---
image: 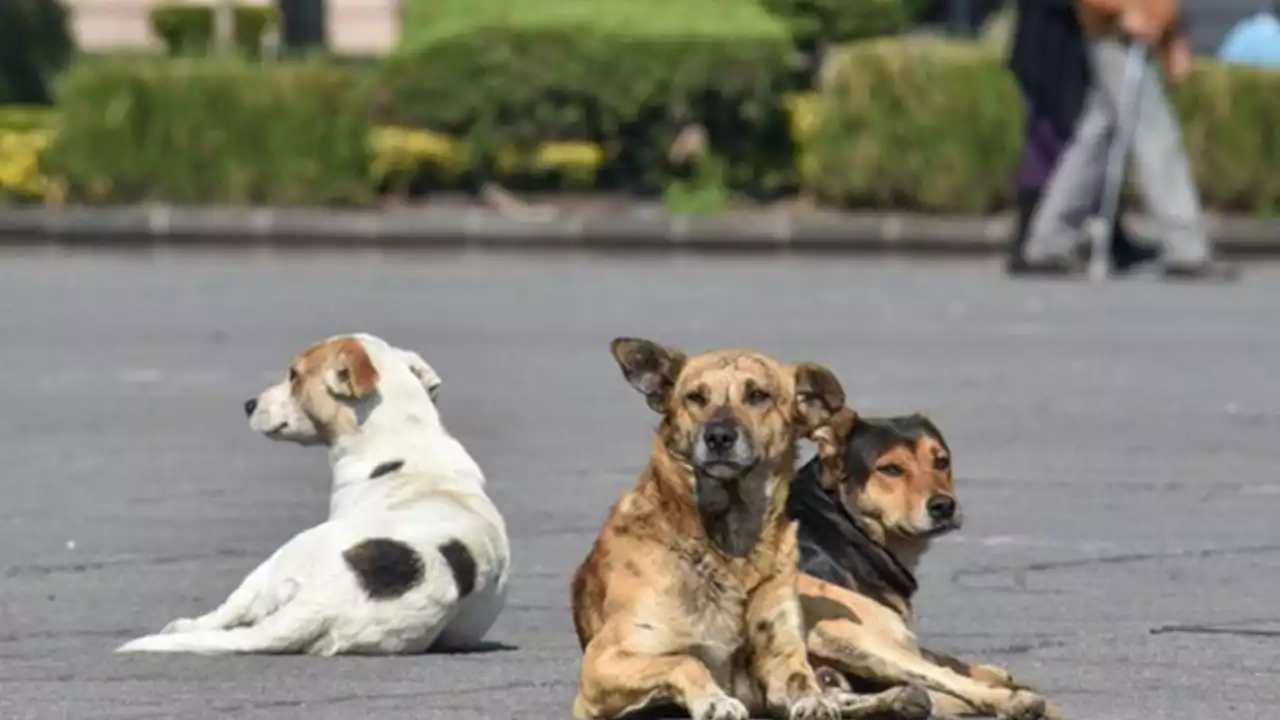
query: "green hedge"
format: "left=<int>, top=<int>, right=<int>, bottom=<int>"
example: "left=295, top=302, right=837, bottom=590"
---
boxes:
left=14, top=35, right=1280, bottom=214
left=0, top=0, right=74, bottom=106
left=799, top=38, right=1023, bottom=213
left=43, top=57, right=373, bottom=205
left=798, top=38, right=1280, bottom=215
left=761, top=0, right=912, bottom=50
left=382, top=0, right=799, bottom=198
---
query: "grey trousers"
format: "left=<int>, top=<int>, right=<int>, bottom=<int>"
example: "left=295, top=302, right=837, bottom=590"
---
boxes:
left=1024, top=37, right=1211, bottom=265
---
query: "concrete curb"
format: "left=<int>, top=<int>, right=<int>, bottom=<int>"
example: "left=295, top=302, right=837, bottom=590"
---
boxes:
left=1, top=204, right=1278, bottom=256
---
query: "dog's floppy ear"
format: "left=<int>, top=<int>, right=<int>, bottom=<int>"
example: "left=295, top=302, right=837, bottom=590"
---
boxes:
left=394, top=347, right=443, bottom=402
left=610, top=337, right=687, bottom=413
left=810, top=407, right=858, bottom=491
left=325, top=338, right=380, bottom=400
left=793, top=361, right=847, bottom=434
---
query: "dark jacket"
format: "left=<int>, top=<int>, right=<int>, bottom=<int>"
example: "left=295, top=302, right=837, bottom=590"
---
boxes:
left=1008, top=0, right=1092, bottom=136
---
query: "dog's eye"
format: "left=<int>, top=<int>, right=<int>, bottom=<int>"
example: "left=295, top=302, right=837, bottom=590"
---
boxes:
left=877, top=463, right=905, bottom=477
left=745, top=388, right=772, bottom=405
left=288, top=368, right=299, bottom=382
left=685, top=391, right=708, bottom=408
left=933, top=456, right=951, bottom=471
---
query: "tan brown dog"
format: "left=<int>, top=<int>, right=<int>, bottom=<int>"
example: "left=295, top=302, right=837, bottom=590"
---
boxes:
left=789, top=411, right=1061, bottom=720
left=571, top=338, right=859, bottom=720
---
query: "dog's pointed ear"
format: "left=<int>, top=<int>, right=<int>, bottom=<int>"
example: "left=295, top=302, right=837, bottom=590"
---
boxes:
left=793, top=362, right=847, bottom=434
left=394, top=347, right=443, bottom=402
left=610, top=337, right=687, bottom=413
left=810, top=407, right=857, bottom=490
left=325, top=339, right=380, bottom=400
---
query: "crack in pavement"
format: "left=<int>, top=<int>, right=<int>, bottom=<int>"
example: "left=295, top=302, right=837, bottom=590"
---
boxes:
left=1150, top=624, right=1280, bottom=638
left=974, top=638, right=1069, bottom=656
left=951, top=544, right=1280, bottom=586
left=0, top=628, right=137, bottom=644
left=3, top=547, right=254, bottom=578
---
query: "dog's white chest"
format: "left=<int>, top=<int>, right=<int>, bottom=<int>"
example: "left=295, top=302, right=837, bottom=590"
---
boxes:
left=675, top=552, right=751, bottom=675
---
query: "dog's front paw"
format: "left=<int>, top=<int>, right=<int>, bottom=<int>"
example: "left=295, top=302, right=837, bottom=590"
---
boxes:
left=998, top=692, right=1052, bottom=720
left=787, top=693, right=839, bottom=720
left=888, top=684, right=933, bottom=720
left=159, top=617, right=201, bottom=635
left=689, top=693, right=750, bottom=720
left=971, top=662, right=1018, bottom=687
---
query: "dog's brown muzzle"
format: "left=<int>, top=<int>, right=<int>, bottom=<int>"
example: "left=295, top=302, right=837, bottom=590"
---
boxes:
left=692, top=416, right=758, bottom=480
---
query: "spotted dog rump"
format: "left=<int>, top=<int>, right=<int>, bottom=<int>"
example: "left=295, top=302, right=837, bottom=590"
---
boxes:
left=116, top=333, right=509, bottom=656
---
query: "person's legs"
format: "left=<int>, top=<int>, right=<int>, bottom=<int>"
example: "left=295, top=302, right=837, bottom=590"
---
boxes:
left=1020, top=86, right=1114, bottom=265
left=1087, top=38, right=1238, bottom=279
left=1088, top=38, right=1200, bottom=263
left=1007, top=104, right=1066, bottom=272
left=1009, top=99, right=1159, bottom=274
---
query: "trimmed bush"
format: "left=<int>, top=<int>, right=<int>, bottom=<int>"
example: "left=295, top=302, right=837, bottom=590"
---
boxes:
left=0, top=106, right=58, bottom=202
left=382, top=0, right=799, bottom=197
left=1171, top=62, right=1280, bottom=216
left=799, top=38, right=1280, bottom=215
left=150, top=3, right=278, bottom=57
left=44, top=57, right=373, bottom=205
left=0, top=0, right=75, bottom=106
left=0, top=105, right=60, bottom=133
left=800, top=38, right=1022, bottom=213
left=761, top=0, right=912, bottom=50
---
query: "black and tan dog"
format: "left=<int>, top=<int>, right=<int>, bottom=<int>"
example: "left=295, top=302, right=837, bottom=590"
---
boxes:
left=790, top=411, right=1061, bottom=720
left=572, top=338, right=866, bottom=720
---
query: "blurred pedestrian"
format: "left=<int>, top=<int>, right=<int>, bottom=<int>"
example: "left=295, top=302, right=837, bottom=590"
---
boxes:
left=1006, top=0, right=1160, bottom=275
left=1017, top=0, right=1239, bottom=281
left=1218, top=2, right=1280, bottom=69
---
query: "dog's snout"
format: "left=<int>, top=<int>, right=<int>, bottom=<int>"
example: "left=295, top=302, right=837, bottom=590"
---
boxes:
left=926, top=494, right=957, bottom=522
left=702, top=421, right=739, bottom=455
left=244, top=398, right=258, bottom=417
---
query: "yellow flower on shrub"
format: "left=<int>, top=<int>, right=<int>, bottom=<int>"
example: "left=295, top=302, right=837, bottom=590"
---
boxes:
left=783, top=93, right=821, bottom=143
left=0, top=128, right=55, bottom=200
left=369, top=126, right=470, bottom=184
left=532, top=141, right=604, bottom=172
left=494, top=141, right=605, bottom=177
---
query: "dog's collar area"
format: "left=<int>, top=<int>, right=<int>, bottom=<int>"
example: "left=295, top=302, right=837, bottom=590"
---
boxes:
left=694, top=470, right=768, bottom=559
left=787, top=460, right=919, bottom=604
left=368, top=459, right=406, bottom=480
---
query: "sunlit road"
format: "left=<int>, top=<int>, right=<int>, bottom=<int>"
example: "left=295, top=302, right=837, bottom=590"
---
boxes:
left=2, top=247, right=1278, bottom=719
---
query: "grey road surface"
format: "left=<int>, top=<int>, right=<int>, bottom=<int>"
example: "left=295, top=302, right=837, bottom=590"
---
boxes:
left=1, top=248, right=1278, bottom=720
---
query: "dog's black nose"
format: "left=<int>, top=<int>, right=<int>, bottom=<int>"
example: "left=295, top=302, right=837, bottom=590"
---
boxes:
left=243, top=398, right=258, bottom=416
left=927, top=494, right=957, bottom=522
left=703, top=421, right=739, bottom=455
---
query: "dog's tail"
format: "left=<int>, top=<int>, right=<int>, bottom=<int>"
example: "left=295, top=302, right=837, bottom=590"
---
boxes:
left=115, top=603, right=330, bottom=655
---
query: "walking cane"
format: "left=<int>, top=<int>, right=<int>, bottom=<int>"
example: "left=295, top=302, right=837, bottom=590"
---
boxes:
left=1087, top=41, right=1149, bottom=283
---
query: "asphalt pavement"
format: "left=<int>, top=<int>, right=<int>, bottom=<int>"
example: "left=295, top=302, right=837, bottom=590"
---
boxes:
left=1, top=246, right=1278, bottom=720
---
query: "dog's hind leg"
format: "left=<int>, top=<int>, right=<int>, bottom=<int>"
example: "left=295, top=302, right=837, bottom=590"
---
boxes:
left=115, top=598, right=329, bottom=655
left=808, top=619, right=1056, bottom=719
left=921, top=648, right=1026, bottom=690
left=159, top=558, right=292, bottom=635
left=826, top=684, right=932, bottom=720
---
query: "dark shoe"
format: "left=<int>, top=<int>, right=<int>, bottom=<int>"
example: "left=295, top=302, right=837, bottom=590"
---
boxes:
left=1109, top=224, right=1163, bottom=274
left=1004, top=189, right=1040, bottom=274
left=1159, top=259, right=1241, bottom=282
left=1074, top=223, right=1164, bottom=274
